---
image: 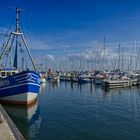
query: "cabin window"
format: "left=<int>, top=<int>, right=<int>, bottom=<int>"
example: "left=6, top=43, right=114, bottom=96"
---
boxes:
left=12, top=72, right=15, bottom=75
left=1, top=72, right=5, bottom=77
left=7, top=72, right=11, bottom=76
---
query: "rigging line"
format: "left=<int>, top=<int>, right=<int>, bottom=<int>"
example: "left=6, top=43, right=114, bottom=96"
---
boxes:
left=21, top=34, right=37, bottom=72
left=20, top=11, right=32, bottom=49
left=0, top=34, right=13, bottom=61
left=1, top=35, right=15, bottom=68
left=6, top=34, right=15, bottom=60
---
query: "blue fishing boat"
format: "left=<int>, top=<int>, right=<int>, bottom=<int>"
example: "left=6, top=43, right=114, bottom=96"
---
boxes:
left=0, top=8, right=40, bottom=105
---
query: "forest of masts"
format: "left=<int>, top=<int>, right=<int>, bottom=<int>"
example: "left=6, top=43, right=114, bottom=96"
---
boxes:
left=36, top=40, right=140, bottom=72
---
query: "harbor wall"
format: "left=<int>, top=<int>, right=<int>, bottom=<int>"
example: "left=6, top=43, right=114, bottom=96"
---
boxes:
left=0, top=104, right=25, bottom=140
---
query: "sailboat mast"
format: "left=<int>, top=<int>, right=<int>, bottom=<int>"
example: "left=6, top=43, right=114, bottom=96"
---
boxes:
left=103, top=35, right=106, bottom=71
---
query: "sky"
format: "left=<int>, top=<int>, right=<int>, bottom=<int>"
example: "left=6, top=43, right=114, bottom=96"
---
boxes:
left=1, top=0, right=140, bottom=58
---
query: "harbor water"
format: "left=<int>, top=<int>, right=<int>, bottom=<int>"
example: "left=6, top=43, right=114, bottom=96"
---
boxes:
left=3, top=81, right=140, bottom=140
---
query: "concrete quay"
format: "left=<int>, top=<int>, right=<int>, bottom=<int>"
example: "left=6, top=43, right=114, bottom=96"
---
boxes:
left=0, top=104, right=25, bottom=140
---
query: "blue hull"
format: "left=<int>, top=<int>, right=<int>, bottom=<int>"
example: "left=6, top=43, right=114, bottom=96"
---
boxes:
left=0, top=71, right=40, bottom=105
left=78, top=78, right=92, bottom=84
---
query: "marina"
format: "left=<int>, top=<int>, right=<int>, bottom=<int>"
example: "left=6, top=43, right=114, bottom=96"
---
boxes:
left=1, top=1, right=140, bottom=140
left=45, top=70, right=140, bottom=89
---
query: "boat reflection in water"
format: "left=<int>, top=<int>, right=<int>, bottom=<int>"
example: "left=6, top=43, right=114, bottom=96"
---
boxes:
left=40, top=82, right=47, bottom=94
left=47, top=80, right=60, bottom=92
left=3, top=100, right=41, bottom=140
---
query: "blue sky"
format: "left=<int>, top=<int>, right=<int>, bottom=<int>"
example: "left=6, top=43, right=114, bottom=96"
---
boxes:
left=1, top=0, right=140, bottom=57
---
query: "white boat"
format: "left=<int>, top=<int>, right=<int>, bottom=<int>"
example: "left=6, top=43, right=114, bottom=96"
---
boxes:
left=94, top=74, right=105, bottom=85
left=39, top=73, right=47, bottom=83
left=48, top=73, right=60, bottom=82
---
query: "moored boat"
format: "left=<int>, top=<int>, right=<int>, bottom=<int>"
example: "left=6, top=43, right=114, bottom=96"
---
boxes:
left=0, top=70, right=40, bottom=105
left=0, top=8, right=40, bottom=105
left=39, top=73, right=47, bottom=83
left=94, top=74, right=105, bottom=85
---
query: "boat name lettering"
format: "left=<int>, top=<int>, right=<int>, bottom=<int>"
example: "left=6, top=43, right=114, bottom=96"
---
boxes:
left=0, top=80, right=10, bottom=87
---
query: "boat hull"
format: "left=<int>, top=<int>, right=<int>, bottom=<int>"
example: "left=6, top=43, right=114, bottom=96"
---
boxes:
left=0, top=92, right=37, bottom=105
left=94, top=78, right=104, bottom=85
left=78, top=78, right=92, bottom=84
left=0, top=71, right=40, bottom=105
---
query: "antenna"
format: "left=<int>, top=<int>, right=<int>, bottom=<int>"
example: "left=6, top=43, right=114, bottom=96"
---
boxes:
left=9, top=7, right=26, bottom=33
left=9, top=6, right=26, bottom=12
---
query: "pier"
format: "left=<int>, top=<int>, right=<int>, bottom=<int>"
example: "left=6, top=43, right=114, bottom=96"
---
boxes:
left=0, top=104, right=25, bottom=140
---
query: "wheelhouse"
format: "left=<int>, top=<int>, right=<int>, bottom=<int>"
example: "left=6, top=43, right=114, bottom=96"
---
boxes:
left=0, top=69, right=19, bottom=78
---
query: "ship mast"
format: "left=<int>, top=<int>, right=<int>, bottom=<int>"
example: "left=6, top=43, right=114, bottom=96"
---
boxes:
left=0, top=7, right=37, bottom=72
left=16, top=7, right=20, bottom=33
left=13, top=7, right=19, bottom=69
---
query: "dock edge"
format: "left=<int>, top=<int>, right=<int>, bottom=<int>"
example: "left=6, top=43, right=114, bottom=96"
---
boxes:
left=0, top=104, right=25, bottom=140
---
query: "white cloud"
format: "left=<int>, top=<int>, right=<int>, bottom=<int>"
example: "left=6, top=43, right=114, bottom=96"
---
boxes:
left=45, top=54, right=55, bottom=60
left=29, top=37, right=49, bottom=50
